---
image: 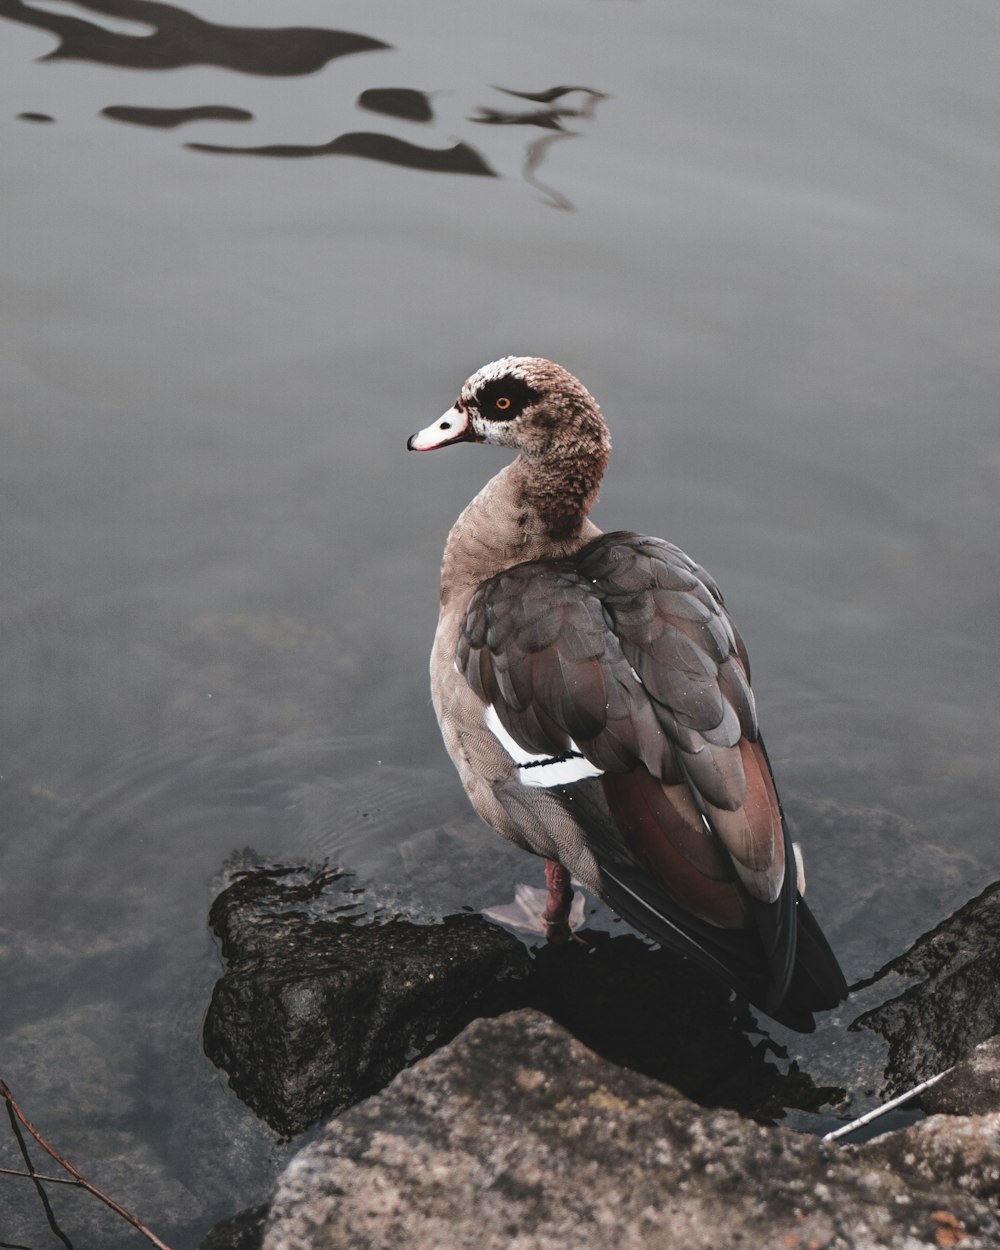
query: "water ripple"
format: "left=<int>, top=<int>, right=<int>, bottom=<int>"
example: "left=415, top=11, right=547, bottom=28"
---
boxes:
left=186, top=132, right=497, bottom=177
left=0, top=0, right=389, bottom=73
left=102, top=103, right=254, bottom=128
left=358, top=88, right=434, bottom=124
left=3, top=0, right=607, bottom=204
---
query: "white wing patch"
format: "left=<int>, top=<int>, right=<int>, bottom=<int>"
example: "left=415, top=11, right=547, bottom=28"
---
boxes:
left=484, top=705, right=604, bottom=788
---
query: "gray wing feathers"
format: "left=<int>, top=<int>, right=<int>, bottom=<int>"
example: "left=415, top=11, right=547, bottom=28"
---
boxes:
left=457, top=531, right=758, bottom=814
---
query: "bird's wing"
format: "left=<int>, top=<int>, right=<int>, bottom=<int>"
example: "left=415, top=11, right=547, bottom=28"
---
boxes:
left=458, top=531, right=785, bottom=892
left=456, top=530, right=813, bottom=1016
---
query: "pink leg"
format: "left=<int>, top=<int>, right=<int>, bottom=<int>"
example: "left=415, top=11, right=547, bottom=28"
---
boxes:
left=542, top=859, right=573, bottom=944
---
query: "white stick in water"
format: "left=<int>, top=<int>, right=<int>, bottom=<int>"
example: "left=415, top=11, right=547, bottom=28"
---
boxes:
left=822, top=1069, right=952, bottom=1143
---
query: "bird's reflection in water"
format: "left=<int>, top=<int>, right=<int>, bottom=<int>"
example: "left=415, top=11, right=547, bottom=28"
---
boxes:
left=4, top=0, right=607, bottom=204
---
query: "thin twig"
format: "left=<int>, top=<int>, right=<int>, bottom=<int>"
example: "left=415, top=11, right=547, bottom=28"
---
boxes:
left=5, top=1093, right=73, bottom=1249
left=822, top=1069, right=952, bottom=1143
left=0, top=1166, right=85, bottom=1186
left=0, top=1079, right=175, bottom=1250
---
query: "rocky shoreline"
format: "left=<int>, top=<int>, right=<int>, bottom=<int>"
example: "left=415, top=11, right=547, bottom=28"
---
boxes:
left=199, top=870, right=1000, bottom=1250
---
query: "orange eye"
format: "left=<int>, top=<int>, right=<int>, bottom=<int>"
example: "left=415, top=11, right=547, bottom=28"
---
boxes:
left=495, top=396, right=511, bottom=410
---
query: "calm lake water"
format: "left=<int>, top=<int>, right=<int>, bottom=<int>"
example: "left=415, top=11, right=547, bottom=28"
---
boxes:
left=2, top=1, right=999, bottom=1244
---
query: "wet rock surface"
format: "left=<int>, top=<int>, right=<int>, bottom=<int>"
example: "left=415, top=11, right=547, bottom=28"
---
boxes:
left=204, top=865, right=533, bottom=1136
left=204, top=865, right=841, bottom=1139
left=259, top=1011, right=1000, bottom=1250
left=851, top=881, right=1000, bottom=1096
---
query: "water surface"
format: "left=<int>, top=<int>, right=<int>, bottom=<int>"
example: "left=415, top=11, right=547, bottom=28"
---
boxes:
left=2, top=1, right=999, bottom=1244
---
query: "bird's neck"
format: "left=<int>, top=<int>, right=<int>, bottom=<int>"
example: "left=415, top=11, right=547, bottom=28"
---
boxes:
left=438, top=451, right=606, bottom=609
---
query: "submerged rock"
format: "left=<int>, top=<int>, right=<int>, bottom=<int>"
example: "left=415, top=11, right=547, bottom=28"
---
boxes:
left=199, top=1204, right=270, bottom=1250
left=851, top=881, right=1000, bottom=1095
left=260, top=1011, right=1000, bottom=1250
left=203, top=865, right=532, bottom=1136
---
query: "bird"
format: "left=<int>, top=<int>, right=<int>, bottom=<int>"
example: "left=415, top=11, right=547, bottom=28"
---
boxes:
left=407, top=356, right=847, bottom=1030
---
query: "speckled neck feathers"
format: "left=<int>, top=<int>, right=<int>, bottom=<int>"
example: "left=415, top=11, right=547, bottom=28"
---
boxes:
left=437, top=358, right=611, bottom=604
left=514, top=435, right=609, bottom=542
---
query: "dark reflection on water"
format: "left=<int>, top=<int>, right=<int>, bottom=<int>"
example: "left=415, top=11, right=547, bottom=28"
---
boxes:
left=520, top=135, right=579, bottom=210
left=102, top=104, right=253, bottom=129
left=472, top=85, right=607, bottom=131
left=358, top=88, right=434, bottom=124
left=187, top=132, right=497, bottom=176
left=471, top=86, right=608, bottom=210
left=523, top=931, right=847, bottom=1126
left=181, top=81, right=609, bottom=191
left=2, top=0, right=606, bottom=203
left=0, top=0, right=389, bottom=73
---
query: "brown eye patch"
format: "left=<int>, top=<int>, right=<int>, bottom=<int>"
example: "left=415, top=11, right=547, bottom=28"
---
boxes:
left=474, top=377, right=541, bottom=421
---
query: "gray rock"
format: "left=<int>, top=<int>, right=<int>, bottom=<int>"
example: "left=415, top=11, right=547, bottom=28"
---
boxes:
left=851, top=882, right=1000, bottom=1096
left=856, top=1111, right=1000, bottom=1206
left=922, top=1036, right=1000, bottom=1118
left=261, top=1010, right=1000, bottom=1250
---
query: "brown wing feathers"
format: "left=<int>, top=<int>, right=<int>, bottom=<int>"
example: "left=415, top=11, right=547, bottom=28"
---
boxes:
left=600, top=770, right=750, bottom=929
left=457, top=530, right=845, bottom=1023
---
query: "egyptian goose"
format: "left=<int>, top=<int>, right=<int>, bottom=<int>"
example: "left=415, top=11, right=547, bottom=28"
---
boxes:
left=408, top=357, right=847, bottom=1030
